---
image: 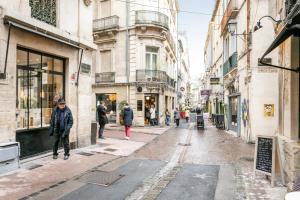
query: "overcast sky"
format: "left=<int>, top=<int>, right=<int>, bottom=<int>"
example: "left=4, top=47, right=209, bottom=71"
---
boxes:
left=178, top=0, right=215, bottom=79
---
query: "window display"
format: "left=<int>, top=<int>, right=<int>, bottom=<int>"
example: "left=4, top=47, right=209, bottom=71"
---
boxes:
left=16, top=48, right=65, bottom=130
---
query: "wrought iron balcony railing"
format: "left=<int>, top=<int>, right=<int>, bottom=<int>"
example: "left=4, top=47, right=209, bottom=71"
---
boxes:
left=285, top=0, right=298, bottom=16
left=136, top=70, right=175, bottom=88
left=95, top=72, right=115, bottom=83
left=93, top=16, right=120, bottom=32
left=223, top=52, right=238, bottom=76
left=135, top=10, right=169, bottom=30
left=29, top=0, right=56, bottom=26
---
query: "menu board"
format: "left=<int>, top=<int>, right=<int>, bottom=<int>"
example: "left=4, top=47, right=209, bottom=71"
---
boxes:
left=255, top=136, right=274, bottom=174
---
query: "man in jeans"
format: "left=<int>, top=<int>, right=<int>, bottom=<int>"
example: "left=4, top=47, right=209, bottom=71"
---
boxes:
left=49, top=98, right=73, bottom=160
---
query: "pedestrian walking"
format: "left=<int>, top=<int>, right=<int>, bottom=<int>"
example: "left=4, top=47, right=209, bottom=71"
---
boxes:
left=97, top=101, right=108, bottom=139
left=49, top=98, right=73, bottom=160
left=185, top=109, right=190, bottom=123
left=174, top=108, right=180, bottom=127
left=150, top=104, right=156, bottom=126
left=123, top=103, right=134, bottom=140
left=145, top=105, right=151, bottom=125
left=165, top=109, right=171, bottom=126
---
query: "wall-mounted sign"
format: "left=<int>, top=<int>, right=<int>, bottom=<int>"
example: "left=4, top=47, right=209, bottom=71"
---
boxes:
left=80, top=63, right=91, bottom=75
left=201, top=90, right=210, bottom=96
left=210, top=77, right=220, bottom=85
left=180, top=87, right=185, bottom=92
left=264, top=104, right=274, bottom=117
left=258, top=58, right=272, bottom=66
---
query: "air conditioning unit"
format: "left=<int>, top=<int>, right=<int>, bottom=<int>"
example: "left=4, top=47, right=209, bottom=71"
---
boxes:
left=0, top=142, right=20, bottom=174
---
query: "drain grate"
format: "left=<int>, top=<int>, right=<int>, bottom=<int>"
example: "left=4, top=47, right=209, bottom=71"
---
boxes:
left=178, top=143, right=191, bottom=146
left=240, top=157, right=254, bottom=162
left=76, top=152, right=94, bottom=156
left=77, top=170, right=124, bottom=186
left=27, top=164, right=43, bottom=170
left=104, top=148, right=117, bottom=152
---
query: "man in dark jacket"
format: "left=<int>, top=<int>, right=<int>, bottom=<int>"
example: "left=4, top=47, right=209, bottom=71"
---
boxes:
left=123, top=103, right=133, bottom=140
left=49, top=98, right=73, bottom=160
left=97, top=101, right=108, bottom=139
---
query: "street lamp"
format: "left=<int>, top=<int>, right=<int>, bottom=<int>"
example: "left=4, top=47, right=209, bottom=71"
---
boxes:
left=253, top=15, right=282, bottom=32
left=227, top=20, right=249, bottom=36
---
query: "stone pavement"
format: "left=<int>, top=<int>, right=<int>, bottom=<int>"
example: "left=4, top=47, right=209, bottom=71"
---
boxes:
left=0, top=126, right=170, bottom=200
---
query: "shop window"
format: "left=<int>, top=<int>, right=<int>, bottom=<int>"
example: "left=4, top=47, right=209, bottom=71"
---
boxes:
left=96, top=93, right=117, bottom=124
left=230, top=96, right=238, bottom=125
left=137, top=100, right=143, bottom=111
left=16, top=48, right=65, bottom=130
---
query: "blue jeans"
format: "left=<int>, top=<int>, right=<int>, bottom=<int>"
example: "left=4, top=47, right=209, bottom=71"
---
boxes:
left=165, top=116, right=170, bottom=126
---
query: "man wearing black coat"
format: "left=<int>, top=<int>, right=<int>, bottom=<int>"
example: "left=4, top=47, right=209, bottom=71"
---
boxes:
left=49, top=98, right=73, bottom=160
left=97, top=101, right=108, bottom=139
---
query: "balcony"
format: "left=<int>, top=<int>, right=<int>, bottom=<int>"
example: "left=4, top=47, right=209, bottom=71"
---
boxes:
left=221, top=0, right=238, bottom=34
left=135, top=11, right=169, bottom=30
left=223, top=52, right=238, bottom=76
left=93, top=16, right=119, bottom=32
left=136, top=70, right=175, bottom=88
left=95, top=72, right=115, bottom=83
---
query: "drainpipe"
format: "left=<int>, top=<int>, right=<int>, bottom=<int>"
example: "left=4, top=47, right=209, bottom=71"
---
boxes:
left=246, top=0, right=251, bottom=143
left=76, top=0, right=81, bottom=148
left=126, top=0, right=130, bottom=103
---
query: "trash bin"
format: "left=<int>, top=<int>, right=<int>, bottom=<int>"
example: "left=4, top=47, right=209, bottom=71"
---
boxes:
left=91, top=122, right=97, bottom=145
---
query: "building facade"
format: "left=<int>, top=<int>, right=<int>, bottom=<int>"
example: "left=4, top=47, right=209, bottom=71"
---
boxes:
left=92, top=0, right=179, bottom=126
left=0, top=0, right=96, bottom=158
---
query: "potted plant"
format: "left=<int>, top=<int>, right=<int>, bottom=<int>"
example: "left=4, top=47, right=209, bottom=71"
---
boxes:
left=118, top=100, right=127, bottom=125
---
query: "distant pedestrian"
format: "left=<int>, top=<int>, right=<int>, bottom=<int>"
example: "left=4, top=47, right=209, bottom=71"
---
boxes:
left=185, top=109, right=190, bottom=123
left=145, top=106, right=151, bottom=125
left=165, top=109, right=171, bottom=126
left=49, top=98, right=73, bottom=160
left=150, top=104, right=156, bottom=126
left=97, top=101, right=108, bottom=139
left=174, top=108, right=180, bottom=127
left=123, top=103, right=134, bottom=140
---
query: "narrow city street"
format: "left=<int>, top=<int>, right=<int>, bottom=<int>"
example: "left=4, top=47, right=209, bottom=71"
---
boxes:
left=0, top=119, right=285, bottom=200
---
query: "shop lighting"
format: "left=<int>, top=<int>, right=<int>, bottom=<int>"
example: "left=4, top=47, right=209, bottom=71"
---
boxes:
left=253, top=15, right=282, bottom=32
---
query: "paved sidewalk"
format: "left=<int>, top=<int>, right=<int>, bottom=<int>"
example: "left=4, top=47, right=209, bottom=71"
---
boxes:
left=0, top=127, right=169, bottom=200
left=105, top=124, right=172, bottom=135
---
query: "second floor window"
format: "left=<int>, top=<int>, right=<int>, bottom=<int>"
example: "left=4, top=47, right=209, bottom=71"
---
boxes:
left=146, top=47, right=159, bottom=70
left=100, top=50, right=112, bottom=72
left=29, top=0, right=56, bottom=26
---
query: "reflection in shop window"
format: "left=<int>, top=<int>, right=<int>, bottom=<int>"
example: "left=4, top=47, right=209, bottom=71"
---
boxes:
left=16, top=48, right=65, bottom=130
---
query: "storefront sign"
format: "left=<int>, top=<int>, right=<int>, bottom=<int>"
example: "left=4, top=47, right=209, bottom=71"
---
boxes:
left=264, top=104, right=274, bottom=117
left=80, top=63, right=91, bottom=75
left=210, top=77, right=220, bottom=85
left=201, top=90, right=210, bottom=96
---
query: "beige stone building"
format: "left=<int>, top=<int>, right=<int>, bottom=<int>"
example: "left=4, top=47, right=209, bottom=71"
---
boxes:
left=92, top=0, right=179, bottom=126
left=0, top=0, right=96, bottom=158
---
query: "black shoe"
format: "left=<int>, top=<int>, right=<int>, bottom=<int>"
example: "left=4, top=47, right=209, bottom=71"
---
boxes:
left=53, top=155, right=58, bottom=160
left=99, top=136, right=105, bottom=139
left=64, top=155, right=69, bottom=160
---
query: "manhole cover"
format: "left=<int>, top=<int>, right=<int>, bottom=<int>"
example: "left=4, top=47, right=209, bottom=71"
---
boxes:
left=104, top=148, right=117, bottom=152
left=77, top=170, right=124, bottom=186
left=76, top=152, right=94, bottom=156
left=240, top=157, right=254, bottom=162
left=178, top=143, right=191, bottom=146
left=27, top=164, right=43, bottom=170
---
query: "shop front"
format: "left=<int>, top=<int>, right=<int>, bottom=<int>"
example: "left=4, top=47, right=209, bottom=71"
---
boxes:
left=16, top=47, right=65, bottom=158
left=228, top=94, right=241, bottom=136
left=144, top=94, right=159, bottom=125
left=96, top=93, right=117, bottom=124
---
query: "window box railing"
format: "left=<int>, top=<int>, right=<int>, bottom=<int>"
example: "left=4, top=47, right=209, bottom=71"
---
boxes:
left=223, top=52, right=238, bottom=76
left=93, top=16, right=120, bottom=32
left=29, top=0, right=57, bottom=26
left=135, top=10, right=169, bottom=30
left=95, top=72, right=115, bottom=83
left=136, top=69, right=175, bottom=88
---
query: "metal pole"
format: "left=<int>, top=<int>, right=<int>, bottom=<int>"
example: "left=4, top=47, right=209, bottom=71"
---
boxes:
left=126, top=0, right=130, bottom=103
left=0, top=22, right=11, bottom=79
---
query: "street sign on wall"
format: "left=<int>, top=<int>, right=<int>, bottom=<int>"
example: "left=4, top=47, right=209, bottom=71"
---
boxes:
left=210, top=77, right=220, bottom=85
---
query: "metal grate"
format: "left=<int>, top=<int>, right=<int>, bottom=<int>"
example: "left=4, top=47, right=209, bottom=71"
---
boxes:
left=77, top=170, right=124, bottom=186
left=27, top=164, right=43, bottom=170
left=178, top=143, right=191, bottom=146
left=240, top=157, right=254, bottom=162
left=104, top=148, right=117, bottom=152
left=293, top=176, right=300, bottom=191
left=76, top=152, right=94, bottom=156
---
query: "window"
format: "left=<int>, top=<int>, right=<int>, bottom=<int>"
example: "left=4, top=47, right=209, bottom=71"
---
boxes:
left=146, top=47, right=159, bottom=70
left=16, top=48, right=65, bottom=130
left=137, top=100, right=143, bottom=111
left=96, top=94, right=116, bottom=123
left=29, top=0, right=57, bottom=26
left=101, top=0, right=111, bottom=18
left=100, top=50, right=112, bottom=72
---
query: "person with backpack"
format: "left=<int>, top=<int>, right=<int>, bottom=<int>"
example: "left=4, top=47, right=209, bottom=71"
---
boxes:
left=123, top=103, right=134, bottom=140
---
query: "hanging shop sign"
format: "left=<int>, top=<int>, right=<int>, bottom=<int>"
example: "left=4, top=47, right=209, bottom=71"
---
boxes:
left=201, top=90, right=210, bottom=96
left=210, top=77, right=220, bottom=85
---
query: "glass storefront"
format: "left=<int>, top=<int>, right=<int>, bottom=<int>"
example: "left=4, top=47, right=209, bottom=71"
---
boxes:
left=16, top=48, right=65, bottom=130
left=96, top=94, right=117, bottom=124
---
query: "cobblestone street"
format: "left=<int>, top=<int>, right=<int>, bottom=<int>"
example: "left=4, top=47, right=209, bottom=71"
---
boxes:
left=0, top=120, right=287, bottom=199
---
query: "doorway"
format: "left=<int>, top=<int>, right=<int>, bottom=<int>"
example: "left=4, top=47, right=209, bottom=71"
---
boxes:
left=144, top=94, right=159, bottom=125
left=228, top=95, right=241, bottom=136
